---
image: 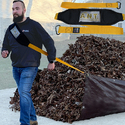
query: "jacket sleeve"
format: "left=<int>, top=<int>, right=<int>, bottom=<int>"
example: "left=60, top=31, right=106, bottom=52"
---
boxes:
left=1, top=28, right=11, bottom=56
left=34, top=22, right=56, bottom=62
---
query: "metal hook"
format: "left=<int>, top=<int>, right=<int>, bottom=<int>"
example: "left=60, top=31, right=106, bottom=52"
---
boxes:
left=117, top=1, right=121, bottom=9
left=55, top=25, right=60, bottom=35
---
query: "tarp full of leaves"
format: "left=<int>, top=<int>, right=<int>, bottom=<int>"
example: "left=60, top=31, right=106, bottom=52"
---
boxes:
left=10, top=35, right=125, bottom=123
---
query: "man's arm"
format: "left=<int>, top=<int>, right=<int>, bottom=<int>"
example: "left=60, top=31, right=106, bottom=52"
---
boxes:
left=1, top=28, right=11, bottom=58
left=34, top=22, right=56, bottom=70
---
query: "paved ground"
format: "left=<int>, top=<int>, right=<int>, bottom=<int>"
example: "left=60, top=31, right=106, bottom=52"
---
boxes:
left=1, top=87, right=125, bottom=125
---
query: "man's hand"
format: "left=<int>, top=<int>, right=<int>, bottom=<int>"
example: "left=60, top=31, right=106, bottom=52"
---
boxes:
left=1, top=50, right=9, bottom=58
left=47, top=63, right=55, bottom=71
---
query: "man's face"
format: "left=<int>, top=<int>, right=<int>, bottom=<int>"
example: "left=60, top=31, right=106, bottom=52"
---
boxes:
left=12, top=2, right=25, bottom=23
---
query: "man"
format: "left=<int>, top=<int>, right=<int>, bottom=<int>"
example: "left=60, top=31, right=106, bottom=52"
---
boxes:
left=1, top=0, right=56, bottom=125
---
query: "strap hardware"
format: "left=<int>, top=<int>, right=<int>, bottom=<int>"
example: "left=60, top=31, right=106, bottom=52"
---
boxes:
left=55, top=25, right=60, bottom=35
left=117, top=1, right=121, bottom=9
left=73, top=27, right=80, bottom=33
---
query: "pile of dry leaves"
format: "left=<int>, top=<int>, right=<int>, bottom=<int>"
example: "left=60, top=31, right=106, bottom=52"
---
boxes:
left=10, top=35, right=125, bottom=123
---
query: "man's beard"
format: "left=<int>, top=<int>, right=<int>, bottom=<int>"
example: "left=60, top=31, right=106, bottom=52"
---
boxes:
left=13, top=12, right=24, bottom=23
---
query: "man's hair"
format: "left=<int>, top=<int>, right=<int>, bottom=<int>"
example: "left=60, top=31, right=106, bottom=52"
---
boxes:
left=13, top=0, right=25, bottom=9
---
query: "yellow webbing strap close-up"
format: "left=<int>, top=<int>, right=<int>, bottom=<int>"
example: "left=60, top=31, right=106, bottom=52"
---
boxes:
left=28, top=43, right=85, bottom=74
left=57, top=25, right=123, bottom=35
left=61, top=2, right=119, bottom=9
left=54, top=13, right=58, bottom=20
left=123, top=14, right=125, bottom=20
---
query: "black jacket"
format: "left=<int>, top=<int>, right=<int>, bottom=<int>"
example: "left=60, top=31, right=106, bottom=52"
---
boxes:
left=2, top=17, right=56, bottom=67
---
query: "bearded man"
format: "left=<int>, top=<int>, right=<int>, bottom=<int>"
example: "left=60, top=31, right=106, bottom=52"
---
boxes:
left=1, top=0, right=56, bottom=125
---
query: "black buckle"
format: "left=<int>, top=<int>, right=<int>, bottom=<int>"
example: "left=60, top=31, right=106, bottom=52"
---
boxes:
left=55, top=25, right=60, bottom=35
left=73, top=27, right=80, bottom=33
left=117, top=1, right=121, bottom=9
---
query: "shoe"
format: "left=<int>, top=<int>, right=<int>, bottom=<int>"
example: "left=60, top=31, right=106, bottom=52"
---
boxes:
left=30, top=120, right=38, bottom=125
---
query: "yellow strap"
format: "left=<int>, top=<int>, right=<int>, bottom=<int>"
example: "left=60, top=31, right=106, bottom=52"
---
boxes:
left=55, top=13, right=58, bottom=20
left=61, top=2, right=119, bottom=9
left=58, top=25, right=123, bottom=35
left=123, top=14, right=125, bottom=20
left=28, top=43, right=84, bottom=74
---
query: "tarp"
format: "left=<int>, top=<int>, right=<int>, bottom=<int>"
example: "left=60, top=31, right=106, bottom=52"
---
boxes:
left=78, top=74, right=125, bottom=120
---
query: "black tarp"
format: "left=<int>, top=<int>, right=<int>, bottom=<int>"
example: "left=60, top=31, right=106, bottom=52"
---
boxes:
left=78, top=74, right=125, bottom=120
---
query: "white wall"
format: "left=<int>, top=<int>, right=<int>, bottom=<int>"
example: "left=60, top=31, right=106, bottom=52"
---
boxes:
left=0, top=0, right=125, bottom=47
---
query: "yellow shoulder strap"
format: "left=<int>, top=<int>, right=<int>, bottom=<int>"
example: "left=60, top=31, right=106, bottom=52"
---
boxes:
left=28, top=43, right=84, bottom=74
left=61, top=2, right=119, bottom=9
left=57, top=25, right=123, bottom=35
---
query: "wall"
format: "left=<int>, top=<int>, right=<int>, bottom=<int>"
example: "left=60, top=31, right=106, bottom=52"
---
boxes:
left=0, top=0, right=125, bottom=48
